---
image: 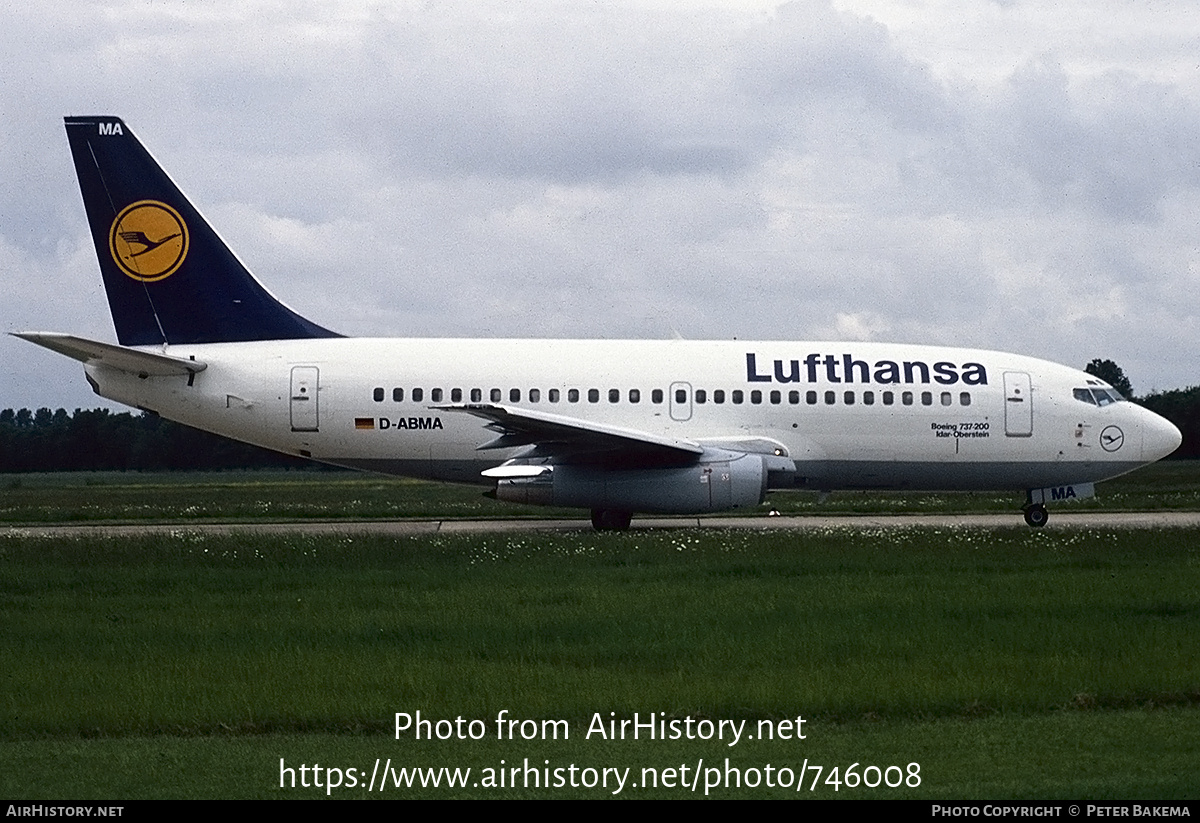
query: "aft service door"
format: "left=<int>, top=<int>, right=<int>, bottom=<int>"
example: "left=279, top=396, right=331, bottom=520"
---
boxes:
left=1003, top=371, right=1032, bottom=437
left=290, top=366, right=320, bottom=432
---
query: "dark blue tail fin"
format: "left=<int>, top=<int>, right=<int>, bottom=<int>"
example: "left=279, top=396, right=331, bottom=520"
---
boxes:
left=64, top=116, right=340, bottom=346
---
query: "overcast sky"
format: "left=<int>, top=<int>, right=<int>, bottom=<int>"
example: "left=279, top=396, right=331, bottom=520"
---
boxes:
left=3, top=0, right=1199, bottom=413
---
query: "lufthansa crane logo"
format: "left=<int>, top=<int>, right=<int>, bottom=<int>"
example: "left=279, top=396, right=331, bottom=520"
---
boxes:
left=109, top=200, right=189, bottom=282
left=1100, top=425, right=1125, bottom=452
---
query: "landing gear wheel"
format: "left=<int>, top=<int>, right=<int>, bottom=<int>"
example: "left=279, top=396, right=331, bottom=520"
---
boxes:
left=590, top=508, right=633, bottom=532
left=1023, top=504, right=1049, bottom=528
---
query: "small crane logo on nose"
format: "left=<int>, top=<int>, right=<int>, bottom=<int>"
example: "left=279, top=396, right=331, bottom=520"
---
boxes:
left=1100, top=426, right=1124, bottom=452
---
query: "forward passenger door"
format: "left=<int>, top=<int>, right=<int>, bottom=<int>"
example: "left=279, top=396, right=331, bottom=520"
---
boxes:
left=1003, top=371, right=1032, bottom=437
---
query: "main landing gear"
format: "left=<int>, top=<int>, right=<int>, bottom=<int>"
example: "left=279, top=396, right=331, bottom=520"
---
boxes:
left=591, top=508, right=633, bottom=532
left=1022, top=503, right=1049, bottom=528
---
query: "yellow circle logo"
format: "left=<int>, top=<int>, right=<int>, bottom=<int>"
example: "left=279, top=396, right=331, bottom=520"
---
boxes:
left=109, top=200, right=189, bottom=282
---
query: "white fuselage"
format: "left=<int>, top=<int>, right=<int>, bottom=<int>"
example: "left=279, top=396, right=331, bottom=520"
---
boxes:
left=84, top=337, right=1181, bottom=495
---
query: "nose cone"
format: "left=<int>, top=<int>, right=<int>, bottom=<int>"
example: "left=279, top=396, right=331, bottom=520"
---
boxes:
left=1141, top=407, right=1183, bottom=462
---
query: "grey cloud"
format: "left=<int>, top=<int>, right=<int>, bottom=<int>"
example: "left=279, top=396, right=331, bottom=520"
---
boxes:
left=734, top=1, right=952, bottom=135
left=3, top=0, right=1200, bottom=411
left=1000, top=60, right=1200, bottom=221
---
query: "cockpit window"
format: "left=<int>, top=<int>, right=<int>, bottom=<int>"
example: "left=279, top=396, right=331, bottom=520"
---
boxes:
left=1075, top=387, right=1124, bottom=406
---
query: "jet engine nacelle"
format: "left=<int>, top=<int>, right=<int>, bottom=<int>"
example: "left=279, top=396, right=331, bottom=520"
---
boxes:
left=492, top=451, right=773, bottom=514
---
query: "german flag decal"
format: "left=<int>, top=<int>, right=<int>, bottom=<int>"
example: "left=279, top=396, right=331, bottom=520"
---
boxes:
left=354, top=418, right=375, bottom=430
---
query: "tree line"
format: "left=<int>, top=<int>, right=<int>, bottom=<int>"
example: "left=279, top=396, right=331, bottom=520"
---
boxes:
left=0, top=407, right=308, bottom=472
left=2, top=369, right=1197, bottom=472
left=1136, top=387, right=1200, bottom=459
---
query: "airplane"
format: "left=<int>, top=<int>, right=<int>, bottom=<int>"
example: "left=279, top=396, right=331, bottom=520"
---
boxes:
left=13, top=116, right=1183, bottom=530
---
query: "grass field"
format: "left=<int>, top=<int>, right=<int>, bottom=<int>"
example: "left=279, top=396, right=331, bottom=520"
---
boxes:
left=2, top=504, right=1198, bottom=799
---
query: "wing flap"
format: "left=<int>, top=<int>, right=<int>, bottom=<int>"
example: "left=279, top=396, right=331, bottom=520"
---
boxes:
left=434, top=403, right=704, bottom=459
left=12, top=332, right=206, bottom=377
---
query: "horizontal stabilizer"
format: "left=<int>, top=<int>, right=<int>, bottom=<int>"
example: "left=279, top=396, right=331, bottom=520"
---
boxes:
left=11, top=332, right=207, bottom=377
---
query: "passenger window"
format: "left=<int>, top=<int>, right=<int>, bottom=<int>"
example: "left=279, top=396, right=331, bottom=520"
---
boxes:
left=732, top=390, right=744, bottom=404
left=451, top=388, right=462, bottom=402
left=789, top=390, right=800, bottom=405
left=412, top=388, right=423, bottom=402
left=750, top=390, right=762, bottom=404
left=529, top=388, right=540, bottom=403
left=824, top=391, right=835, bottom=405
left=713, top=390, right=725, bottom=404
left=941, top=392, right=952, bottom=406
left=921, top=391, right=932, bottom=406
left=588, top=389, right=600, bottom=403
left=883, top=392, right=894, bottom=406
left=902, top=391, right=913, bottom=406
left=549, top=389, right=560, bottom=403
left=431, top=388, right=443, bottom=402
left=629, top=389, right=640, bottom=403
left=491, top=388, right=502, bottom=402
left=373, top=387, right=384, bottom=402
left=392, top=387, right=404, bottom=402
left=695, top=389, right=707, bottom=404
left=609, top=389, right=620, bottom=403
left=770, top=390, right=781, bottom=404
left=569, top=389, right=580, bottom=403
left=863, top=391, right=874, bottom=406
left=806, top=391, right=817, bottom=405
left=844, top=391, right=855, bottom=405
left=510, top=388, right=521, bottom=402
left=652, top=389, right=664, bottom=404
left=471, top=388, right=482, bottom=402
left=960, top=392, right=971, bottom=406
left=675, top=388, right=687, bottom=404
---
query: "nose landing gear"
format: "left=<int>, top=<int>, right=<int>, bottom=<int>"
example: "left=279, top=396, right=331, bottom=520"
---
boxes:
left=1022, top=503, right=1049, bottom=528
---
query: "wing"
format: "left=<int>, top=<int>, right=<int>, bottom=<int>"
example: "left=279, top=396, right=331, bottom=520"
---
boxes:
left=11, top=332, right=207, bottom=377
left=433, top=403, right=704, bottom=464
